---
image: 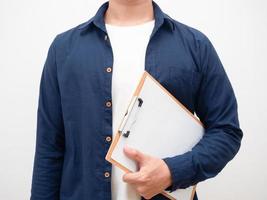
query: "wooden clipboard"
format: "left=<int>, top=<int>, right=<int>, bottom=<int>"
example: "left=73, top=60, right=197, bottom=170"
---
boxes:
left=106, top=71, right=204, bottom=200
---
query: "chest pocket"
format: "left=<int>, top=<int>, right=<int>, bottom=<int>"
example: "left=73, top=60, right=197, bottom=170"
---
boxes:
left=166, top=66, right=202, bottom=112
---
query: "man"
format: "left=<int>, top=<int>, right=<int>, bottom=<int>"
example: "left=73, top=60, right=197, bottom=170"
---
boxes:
left=30, top=0, right=243, bottom=200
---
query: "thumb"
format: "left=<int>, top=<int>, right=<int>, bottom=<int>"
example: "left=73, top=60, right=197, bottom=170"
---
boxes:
left=123, top=146, right=146, bottom=165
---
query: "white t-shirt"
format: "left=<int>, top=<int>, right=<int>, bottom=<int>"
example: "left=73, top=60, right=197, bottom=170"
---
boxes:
left=105, top=19, right=155, bottom=200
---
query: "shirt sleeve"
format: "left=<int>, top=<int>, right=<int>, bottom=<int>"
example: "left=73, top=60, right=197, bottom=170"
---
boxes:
left=30, top=36, right=65, bottom=200
left=163, top=35, right=243, bottom=191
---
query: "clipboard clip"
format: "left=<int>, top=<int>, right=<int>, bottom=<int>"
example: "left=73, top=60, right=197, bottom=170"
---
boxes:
left=119, top=97, right=144, bottom=138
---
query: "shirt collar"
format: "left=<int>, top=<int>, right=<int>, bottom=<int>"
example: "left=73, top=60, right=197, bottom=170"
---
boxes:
left=78, top=1, right=175, bottom=35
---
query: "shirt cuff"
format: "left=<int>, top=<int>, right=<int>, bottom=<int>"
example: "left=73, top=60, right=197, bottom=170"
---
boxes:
left=163, top=151, right=196, bottom=192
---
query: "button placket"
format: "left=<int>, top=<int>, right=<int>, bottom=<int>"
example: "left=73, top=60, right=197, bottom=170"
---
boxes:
left=103, top=31, right=113, bottom=188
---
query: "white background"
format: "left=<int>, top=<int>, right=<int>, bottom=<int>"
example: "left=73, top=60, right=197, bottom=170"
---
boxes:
left=0, top=0, right=266, bottom=199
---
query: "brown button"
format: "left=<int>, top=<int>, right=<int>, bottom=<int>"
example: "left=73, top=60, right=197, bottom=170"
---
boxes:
left=106, top=136, right=112, bottom=142
left=104, top=172, right=110, bottom=178
left=106, top=101, right=112, bottom=107
left=106, top=67, right=112, bottom=73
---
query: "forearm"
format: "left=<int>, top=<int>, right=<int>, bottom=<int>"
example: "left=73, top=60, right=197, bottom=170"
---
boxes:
left=164, top=125, right=242, bottom=190
left=31, top=130, right=64, bottom=199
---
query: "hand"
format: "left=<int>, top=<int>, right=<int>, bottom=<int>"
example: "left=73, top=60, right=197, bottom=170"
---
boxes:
left=122, top=146, right=172, bottom=199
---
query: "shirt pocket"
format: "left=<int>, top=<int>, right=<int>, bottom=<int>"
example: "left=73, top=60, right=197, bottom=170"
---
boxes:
left=167, top=66, right=202, bottom=111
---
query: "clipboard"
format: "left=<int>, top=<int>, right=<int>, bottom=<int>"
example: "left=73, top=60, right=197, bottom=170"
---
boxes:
left=106, top=71, right=204, bottom=200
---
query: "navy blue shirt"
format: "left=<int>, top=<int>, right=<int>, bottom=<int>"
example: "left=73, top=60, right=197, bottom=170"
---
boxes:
left=30, top=1, right=243, bottom=200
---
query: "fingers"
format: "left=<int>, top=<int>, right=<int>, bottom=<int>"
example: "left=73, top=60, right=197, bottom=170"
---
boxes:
left=123, top=171, right=151, bottom=184
left=123, top=172, right=156, bottom=199
left=123, top=146, right=145, bottom=164
left=122, top=172, right=141, bottom=184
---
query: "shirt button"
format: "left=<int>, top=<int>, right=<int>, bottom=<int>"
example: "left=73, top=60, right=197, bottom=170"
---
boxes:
left=104, top=172, right=110, bottom=178
left=106, top=101, right=112, bottom=108
left=106, top=67, right=112, bottom=73
left=104, top=34, right=108, bottom=41
left=105, top=136, right=112, bottom=142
